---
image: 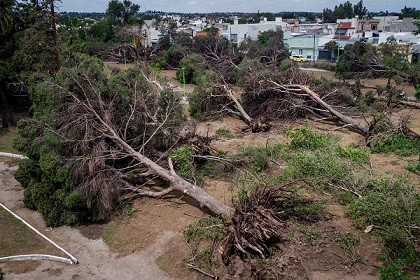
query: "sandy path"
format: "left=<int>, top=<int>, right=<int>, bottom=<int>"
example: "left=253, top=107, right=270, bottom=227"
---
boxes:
left=0, top=162, right=174, bottom=280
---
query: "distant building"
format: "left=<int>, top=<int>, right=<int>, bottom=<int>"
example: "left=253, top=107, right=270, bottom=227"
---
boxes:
left=222, top=16, right=287, bottom=44
left=284, top=32, right=320, bottom=61
left=140, top=19, right=162, bottom=47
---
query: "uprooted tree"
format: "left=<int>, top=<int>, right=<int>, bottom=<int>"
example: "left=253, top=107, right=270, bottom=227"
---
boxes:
left=16, top=58, right=301, bottom=273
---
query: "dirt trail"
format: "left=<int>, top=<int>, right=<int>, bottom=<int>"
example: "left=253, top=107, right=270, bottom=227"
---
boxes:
left=0, top=161, right=175, bottom=280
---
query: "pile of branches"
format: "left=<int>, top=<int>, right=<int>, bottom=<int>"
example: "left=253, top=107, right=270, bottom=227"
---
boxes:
left=88, top=44, right=140, bottom=63
left=240, top=65, right=349, bottom=120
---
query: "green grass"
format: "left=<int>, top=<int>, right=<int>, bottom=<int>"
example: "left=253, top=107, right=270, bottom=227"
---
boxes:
left=238, top=126, right=419, bottom=278
left=370, top=134, right=420, bottom=157
left=0, top=207, right=57, bottom=257
left=215, top=128, right=235, bottom=139
left=102, top=220, right=119, bottom=246
left=183, top=216, right=227, bottom=243
left=405, top=160, right=420, bottom=175
left=0, top=129, right=19, bottom=153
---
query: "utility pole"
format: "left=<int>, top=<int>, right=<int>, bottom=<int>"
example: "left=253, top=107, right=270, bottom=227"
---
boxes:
left=313, top=34, right=316, bottom=63
left=337, top=23, right=341, bottom=61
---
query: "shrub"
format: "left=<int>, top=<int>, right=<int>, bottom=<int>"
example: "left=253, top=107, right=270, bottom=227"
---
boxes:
left=176, top=54, right=205, bottom=85
left=370, top=134, right=420, bottom=156
left=380, top=262, right=411, bottom=280
left=338, top=145, right=370, bottom=164
left=286, top=125, right=336, bottom=150
left=240, top=143, right=285, bottom=172
left=169, top=145, right=196, bottom=181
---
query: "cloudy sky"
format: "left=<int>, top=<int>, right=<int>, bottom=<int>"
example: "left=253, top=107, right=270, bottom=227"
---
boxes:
left=59, top=0, right=419, bottom=13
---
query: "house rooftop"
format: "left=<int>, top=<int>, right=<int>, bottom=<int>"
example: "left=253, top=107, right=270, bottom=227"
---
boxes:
left=338, top=22, right=354, bottom=29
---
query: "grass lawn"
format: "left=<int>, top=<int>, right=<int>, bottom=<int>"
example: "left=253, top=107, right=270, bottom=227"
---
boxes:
left=0, top=207, right=61, bottom=257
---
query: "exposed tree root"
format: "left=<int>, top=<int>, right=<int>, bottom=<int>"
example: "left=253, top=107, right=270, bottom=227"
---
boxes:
left=218, top=185, right=291, bottom=265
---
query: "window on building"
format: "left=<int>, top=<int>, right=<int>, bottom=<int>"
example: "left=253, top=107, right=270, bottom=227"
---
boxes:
left=230, top=34, right=238, bottom=42
left=299, top=49, right=303, bottom=55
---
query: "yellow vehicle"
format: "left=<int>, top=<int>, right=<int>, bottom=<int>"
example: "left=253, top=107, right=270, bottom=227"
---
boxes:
left=289, top=54, right=308, bottom=62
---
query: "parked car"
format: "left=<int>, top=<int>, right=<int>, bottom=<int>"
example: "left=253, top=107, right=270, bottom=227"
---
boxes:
left=289, top=54, right=308, bottom=62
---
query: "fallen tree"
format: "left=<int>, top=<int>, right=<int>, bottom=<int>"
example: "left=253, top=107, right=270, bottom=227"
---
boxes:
left=13, top=58, right=300, bottom=277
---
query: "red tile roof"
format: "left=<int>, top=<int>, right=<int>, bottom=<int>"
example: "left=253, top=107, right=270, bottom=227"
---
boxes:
left=338, top=22, right=354, bottom=29
left=195, top=31, right=208, bottom=37
left=333, top=35, right=351, bottom=40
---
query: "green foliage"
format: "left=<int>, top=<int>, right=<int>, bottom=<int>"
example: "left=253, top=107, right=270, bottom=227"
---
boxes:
left=106, top=0, right=140, bottom=25
left=240, top=143, right=285, bottom=172
left=88, top=19, right=115, bottom=42
left=415, top=84, right=420, bottom=100
left=215, top=128, right=235, bottom=139
left=188, top=70, right=221, bottom=121
left=338, top=145, right=370, bottom=164
left=241, top=29, right=289, bottom=66
left=169, top=145, right=196, bottom=181
left=405, top=160, right=420, bottom=174
left=380, top=262, right=411, bottom=280
left=239, top=126, right=418, bottom=278
left=183, top=216, right=227, bottom=243
left=283, top=198, right=325, bottom=222
left=370, top=134, right=420, bottom=156
left=336, top=39, right=377, bottom=79
left=340, top=233, right=364, bottom=264
left=348, top=176, right=419, bottom=274
left=286, top=125, right=337, bottom=150
left=279, top=59, right=292, bottom=71
left=176, top=54, right=205, bottom=85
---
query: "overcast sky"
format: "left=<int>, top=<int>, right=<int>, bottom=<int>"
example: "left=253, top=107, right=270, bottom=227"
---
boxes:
left=59, top=0, right=419, bottom=13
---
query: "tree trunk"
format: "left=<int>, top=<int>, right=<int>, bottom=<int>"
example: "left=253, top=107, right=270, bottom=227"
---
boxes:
left=102, top=120, right=235, bottom=218
left=224, top=85, right=253, bottom=124
left=0, top=86, right=15, bottom=130
left=373, top=96, right=420, bottom=109
left=49, top=0, right=60, bottom=74
left=296, top=85, right=370, bottom=135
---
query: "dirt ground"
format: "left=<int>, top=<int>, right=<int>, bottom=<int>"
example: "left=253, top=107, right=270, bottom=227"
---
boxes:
left=0, top=66, right=418, bottom=279
left=1, top=115, right=418, bottom=279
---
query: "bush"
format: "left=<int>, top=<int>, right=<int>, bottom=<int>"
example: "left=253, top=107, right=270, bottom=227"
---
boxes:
left=240, top=143, right=285, bottom=172
left=370, top=134, right=420, bottom=156
left=176, top=54, right=205, bottom=85
left=286, top=125, right=336, bottom=150
left=338, top=145, right=370, bottom=164
left=169, top=145, right=196, bottom=181
left=380, top=262, right=411, bottom=280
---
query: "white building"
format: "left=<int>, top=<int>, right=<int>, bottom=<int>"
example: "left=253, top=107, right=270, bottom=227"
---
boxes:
left=140, top=19, right=162, bottom=47
left=222, top=17, right=287, bottom=44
